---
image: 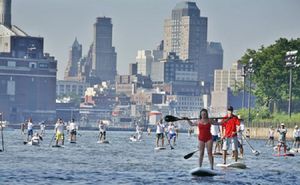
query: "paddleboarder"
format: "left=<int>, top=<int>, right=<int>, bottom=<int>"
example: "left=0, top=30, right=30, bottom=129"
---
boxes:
left=266, top=126, right=275, bottom=146
left=167, top=122, right=177, bottom=146
left=55, top=118, right=65, bottom=146
left=27, top=118, right=34, bottom=142
left=220, top=106, right=240, bottom=164
left=292, top=125, right=300, bottom=149
left=98, top=120, right=107, bottom=141
left=69, top=118, right=78, bottom=142
left=277, top=123, right=287, bottom=155
left=155, top=119, right=165, bottom=148
left=183, top=108, right=218, bottom=170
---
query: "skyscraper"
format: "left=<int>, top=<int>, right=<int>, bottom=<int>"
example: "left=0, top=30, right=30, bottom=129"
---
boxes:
left=0, top=0, right=11, bottom=28
left=163, top=1, right=223, bottom=84
left=92, top=17, right=117, bottom=83
left=136, top=50, right=153, bottom=76
left=64, top=38, right=82, bottom=80
left=164, top=1, right=207, bottom=81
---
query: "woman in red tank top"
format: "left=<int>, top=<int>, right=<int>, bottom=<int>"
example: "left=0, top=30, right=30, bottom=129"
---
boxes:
left=183, top=109, right=215, bottom=170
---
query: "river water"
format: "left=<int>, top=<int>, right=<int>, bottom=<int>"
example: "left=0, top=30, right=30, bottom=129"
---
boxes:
left=0, top=130, right=299, bottom=185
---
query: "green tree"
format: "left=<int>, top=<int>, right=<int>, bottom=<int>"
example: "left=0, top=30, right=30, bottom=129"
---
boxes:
left=240, top=38, right=300, bottom=112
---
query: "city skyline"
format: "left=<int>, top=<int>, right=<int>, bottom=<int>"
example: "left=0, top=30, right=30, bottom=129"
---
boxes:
left=13, top=0, right=300, bottom=80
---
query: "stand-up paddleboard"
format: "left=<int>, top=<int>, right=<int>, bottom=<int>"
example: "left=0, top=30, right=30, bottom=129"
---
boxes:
left=129, top=137, right=142, bottom=142
left=27, top=141, right=40, bottom=146
left=52, top=145, right=64, bottom=148
left=273, top=153, right=295, bottom=157
left=97, top=140, right=109, bottom=144
left=217, top=162, right=246, bottom=169
left=154, top=147, right=166, bottom=150
left=289, top=148, right=299, bottom=153
left=190, top=167, right=218, bottom=176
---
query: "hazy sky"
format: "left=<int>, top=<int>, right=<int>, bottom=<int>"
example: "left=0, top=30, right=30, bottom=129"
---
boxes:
left=13, top=0, right=300, bottom=80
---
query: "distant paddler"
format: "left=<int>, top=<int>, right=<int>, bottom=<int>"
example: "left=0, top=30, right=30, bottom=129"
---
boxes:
left=26, top=118, right=34, bottom=142
left=155, top=118, right=165, bottom=148
left=266, top=126, right=275, bottom=146
left=54, top=118, right=65, bottom=146
left=68, top=118, right=78, bottom=143
left=39, top=121, right=46, bottom=136
left=276, top=123, right=287, bottom=155
left=147, top=127, right=151, bottom=136
left=167, top=122, right=177, bottom=146
left=30, top=132, right=43, bottom=145
left=98, top=120, right=107, bottom=142
left=135, top=123, right=142, bottom=140
left=292, top=125, right=300, bottom=150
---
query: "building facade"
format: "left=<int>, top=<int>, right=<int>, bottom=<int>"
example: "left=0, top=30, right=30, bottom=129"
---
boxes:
left=56, top=80, right=90, bottom=97
left=0, top=0, right=57, bottom=122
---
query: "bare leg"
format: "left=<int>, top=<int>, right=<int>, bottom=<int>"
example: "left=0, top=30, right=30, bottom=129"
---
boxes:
left=156, top=136, right=159, bottom=147
left=206, top=139, right=214, bottom=170
left=223, top=150, right=227, bottom=164
left=234, top=150, right=238, bottom=162
left=198, top=141, right=205, bottom=168
left=240, top=145, right=244, bottom=157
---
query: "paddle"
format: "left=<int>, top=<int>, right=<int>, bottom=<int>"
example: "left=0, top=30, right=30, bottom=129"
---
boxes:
left=164, top=115, right=223, bottom=122
left=0, top=113, right=4, bottom=151
left=242, top=134, right=260, bottom=156
left=164, top=115, right=197, bottom=122
left=48, top=133, right=56, bottom=147
left=184, top=149, right=199, bottom=159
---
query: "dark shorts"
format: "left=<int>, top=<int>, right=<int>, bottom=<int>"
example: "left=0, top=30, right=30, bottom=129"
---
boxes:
left=156, top=133, right=164, bottom=139
left=169, top=133, right=176, bottom=140
left=269, top=136, right=274, bottom=140
left=295, top=137, right=300, bottom=142
left=70, top=130, right=77, bottom=135
left=212, top=135, right=220, bottom=142
left=28, top=129, right=33, bottom=136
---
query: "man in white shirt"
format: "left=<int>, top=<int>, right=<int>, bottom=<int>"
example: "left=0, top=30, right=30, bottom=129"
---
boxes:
left=39, top=122, right=46, bottom=136
left=69, top=119, right=78, bottom=142
left=293, top=125, right=300, bottom=149
left=98, top=120, right=107, bottom=141
left=156, top=119, right=165, bottom=147
left=27, top=118, right=34, bottom=142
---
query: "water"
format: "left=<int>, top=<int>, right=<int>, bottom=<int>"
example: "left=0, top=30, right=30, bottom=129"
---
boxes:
left=0, top=130, right=299, bottom=185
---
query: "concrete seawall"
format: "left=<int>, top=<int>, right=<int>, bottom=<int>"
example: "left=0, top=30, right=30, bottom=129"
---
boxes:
left=244, top=127, right=294, bottom=140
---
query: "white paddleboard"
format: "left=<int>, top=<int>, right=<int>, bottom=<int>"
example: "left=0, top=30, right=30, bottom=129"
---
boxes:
left=154, top=147, right=166, bottom=150
left=97, top=140, right=109, bottom=144
left=190, top=167, right=218, bottom=176
left=28, top=141, right=40, bottom=146
left=217, top=162, right=246, bottom=169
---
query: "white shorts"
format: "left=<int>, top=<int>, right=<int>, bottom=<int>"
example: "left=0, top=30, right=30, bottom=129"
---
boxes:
left=222, top=136, right=238, bottom=151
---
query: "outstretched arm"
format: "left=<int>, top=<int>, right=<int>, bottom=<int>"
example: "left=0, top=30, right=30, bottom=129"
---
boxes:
left=182, top=117, right=197, bottom=126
